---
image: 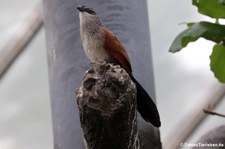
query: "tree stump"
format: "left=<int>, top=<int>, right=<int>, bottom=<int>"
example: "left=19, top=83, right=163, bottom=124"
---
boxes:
left=76, top=61, right=139, bottom=149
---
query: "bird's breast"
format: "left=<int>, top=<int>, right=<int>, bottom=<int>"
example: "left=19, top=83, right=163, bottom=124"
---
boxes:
left=81, top=32, right=112, bottom=62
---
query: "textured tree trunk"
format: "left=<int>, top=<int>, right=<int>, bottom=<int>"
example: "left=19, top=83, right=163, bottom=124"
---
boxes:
left=76, top=61, right=139, bottom=149
left=42, top=0, right=161, bottom=149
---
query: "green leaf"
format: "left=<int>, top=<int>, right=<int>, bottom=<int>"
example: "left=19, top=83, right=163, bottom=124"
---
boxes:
left=210, top=44, right=225, bottom=83
left=192, top=0, right=225, bottom=19
left=169, top=21, right=225, bottom=53
left=186, top=22, right=195, bottom=27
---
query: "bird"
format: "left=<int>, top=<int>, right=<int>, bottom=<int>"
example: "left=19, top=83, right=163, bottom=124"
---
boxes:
left=77, top=5, right=161, bottom=127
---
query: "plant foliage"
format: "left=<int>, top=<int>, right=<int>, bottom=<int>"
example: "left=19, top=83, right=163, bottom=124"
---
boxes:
left=169, top=0, right=225, bottom=83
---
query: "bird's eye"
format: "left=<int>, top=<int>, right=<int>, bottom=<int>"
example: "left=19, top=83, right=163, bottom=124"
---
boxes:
left=86, top=9, right=96, bottom=15
left=77, top=5, right=96, bottom=15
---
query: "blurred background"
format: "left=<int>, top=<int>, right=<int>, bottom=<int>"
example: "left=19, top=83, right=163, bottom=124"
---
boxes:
left=0, top=0, right=224, bottom=149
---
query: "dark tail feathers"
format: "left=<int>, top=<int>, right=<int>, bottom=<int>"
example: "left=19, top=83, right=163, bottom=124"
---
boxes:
left=130, top=75, right=161, bottom=127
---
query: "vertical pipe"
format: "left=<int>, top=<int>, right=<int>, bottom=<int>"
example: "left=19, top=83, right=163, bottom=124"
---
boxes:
left=42, top=0, right=161, bottom=148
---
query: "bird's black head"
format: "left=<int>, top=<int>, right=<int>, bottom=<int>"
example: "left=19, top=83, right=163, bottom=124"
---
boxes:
left=77, top=5, right=96, bottom=15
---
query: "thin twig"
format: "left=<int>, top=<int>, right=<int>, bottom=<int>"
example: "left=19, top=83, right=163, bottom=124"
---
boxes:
left=163, top=84, right=225, bottom=149
left=203, top=108, right=225, bottom=118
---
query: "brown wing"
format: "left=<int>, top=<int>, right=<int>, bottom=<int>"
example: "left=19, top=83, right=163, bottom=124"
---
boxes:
left=103, top=28, right=132, bottom=73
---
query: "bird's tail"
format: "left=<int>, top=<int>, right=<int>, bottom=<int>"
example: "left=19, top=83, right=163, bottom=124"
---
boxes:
left=130, top=75, right=161, bottom=127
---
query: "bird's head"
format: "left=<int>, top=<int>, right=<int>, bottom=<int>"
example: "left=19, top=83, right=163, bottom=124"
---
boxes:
left=77, top=5, right=96, bottom=15
left=77, top=5, right=103, bottom=32
left=77, top=5, right=97, bottom=22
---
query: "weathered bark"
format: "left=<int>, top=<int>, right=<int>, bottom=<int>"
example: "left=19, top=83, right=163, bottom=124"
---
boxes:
left=42, top=0, right=161, bottom=149
left=76, top=61, right=139, bottom=149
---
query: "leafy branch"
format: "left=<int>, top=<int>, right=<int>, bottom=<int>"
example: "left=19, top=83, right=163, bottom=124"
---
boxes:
left=169, top=0, right=225, bottom=83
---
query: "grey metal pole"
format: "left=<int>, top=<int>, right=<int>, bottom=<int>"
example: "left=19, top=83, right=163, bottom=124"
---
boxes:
left=42, top=0, right=161, bottom=148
